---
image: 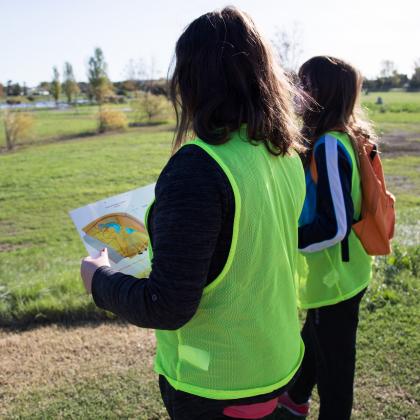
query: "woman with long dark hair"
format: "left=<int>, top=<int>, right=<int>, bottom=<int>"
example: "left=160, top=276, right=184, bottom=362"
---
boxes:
left=278, top=56, right=375, bottom=419
left=81, top=7, right=306, bottom=420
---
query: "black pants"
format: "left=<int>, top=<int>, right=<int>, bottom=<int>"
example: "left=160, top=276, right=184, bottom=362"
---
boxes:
left=288, top=289, right=366, bottom=420
left=159, top=375, right=227, bottom=420
left=159, top=374, right=293, bottom=420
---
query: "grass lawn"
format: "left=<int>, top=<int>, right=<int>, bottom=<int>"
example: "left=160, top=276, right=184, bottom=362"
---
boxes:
left=0, top=263, right=418, bottom=419
left=0, top=91, right=419, bottom=418
left=0, top=102, right=174, bottom=149
left=362, top=91, right=420, bottom=134
left=382, top=155, right=420, bottom=246
left=0, top=106, right=98, bottom=147
left=0, top=324, right=167, bottom=419
left=0, top=126, right=172, bottom=326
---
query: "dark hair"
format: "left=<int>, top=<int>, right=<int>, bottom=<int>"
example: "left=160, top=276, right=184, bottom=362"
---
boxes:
left=298, top=55, right=377, bottom=159
left=169, top=6, right=304, bottom=156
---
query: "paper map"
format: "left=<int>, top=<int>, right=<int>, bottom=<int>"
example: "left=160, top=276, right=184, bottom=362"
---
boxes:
left=69, top=183, right=155, bottom=277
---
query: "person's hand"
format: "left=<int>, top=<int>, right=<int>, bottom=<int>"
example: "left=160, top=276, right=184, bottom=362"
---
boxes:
left=80, top=248, right=110, bottom=294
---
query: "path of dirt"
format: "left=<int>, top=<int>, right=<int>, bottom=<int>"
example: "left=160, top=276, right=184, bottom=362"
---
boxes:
left=379, top=131, right=420, bottom=156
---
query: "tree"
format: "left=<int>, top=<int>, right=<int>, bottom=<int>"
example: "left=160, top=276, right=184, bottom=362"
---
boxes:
left=87, top=47, right=113, bottom=105
left=380, top=60, right=396, bottom=78
left=62, top=62, right=80, bottom=104
left=142, top=93, right=168, bottom=122
left=132, top=91, right=170, bottom=124
left=6, top=80, right=12, bottom=96
left=410, top=59, right=420, bottom=90
left=51, top=66, right=61, bottom=106
left=38, top=81, right=51, bottom=92
left=11, top=83, right=21, bottom=96
left=272, top=23, right=303, bottom=73
left=123, top=58, right=144, bottom=92
left=125, top=58, right=141, bottom=81
left=0, top=83, right=4, bottom=98
left=130, top=57, right=169, bottom=124
left=77, top=82, right=89, bottom=95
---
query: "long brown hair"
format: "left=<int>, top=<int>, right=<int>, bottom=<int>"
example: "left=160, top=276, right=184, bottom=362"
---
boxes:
left=298, top=56, right=377, bottom=161
left=169, top=7, right=304, bottom=156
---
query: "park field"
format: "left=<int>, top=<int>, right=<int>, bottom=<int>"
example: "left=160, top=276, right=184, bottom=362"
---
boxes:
left=1, top=90, right=420, bottom=148
left=0, top=92, right=419, bottom=418
left=363, top=91, right=420, bottom=134
left=0, top=101, right=173, bottom=149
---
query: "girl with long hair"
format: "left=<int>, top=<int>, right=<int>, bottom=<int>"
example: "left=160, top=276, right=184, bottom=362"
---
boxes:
left=81, top=7, right=306, bottom=419
left=278, top=56, right=375, bottom=419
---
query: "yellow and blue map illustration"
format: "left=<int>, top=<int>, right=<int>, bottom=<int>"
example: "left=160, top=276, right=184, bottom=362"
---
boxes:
left=82, top=212, right=148, bottom=264
left=69, top=182, right=155, bottom=276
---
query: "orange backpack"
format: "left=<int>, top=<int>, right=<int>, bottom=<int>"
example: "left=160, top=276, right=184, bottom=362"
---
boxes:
left=310, top=139, right=396, bottom=256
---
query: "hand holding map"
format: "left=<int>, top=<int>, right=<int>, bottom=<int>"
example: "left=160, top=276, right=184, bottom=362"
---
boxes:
left=70, top=183, right=155, bottom=277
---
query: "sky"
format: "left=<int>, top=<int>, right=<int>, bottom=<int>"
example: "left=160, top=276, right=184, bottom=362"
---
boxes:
left=1, top=0, right=419, bottom=86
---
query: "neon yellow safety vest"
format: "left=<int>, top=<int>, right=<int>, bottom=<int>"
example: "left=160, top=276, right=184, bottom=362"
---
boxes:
left=297, top=131, right=373, bottom=309
left=147, top=129, right=306, bottom=400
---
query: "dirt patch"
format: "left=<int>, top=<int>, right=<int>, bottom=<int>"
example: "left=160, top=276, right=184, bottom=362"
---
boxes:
left=385, top=175, right=415, bottom=192
left=379, top=132, right=420, bottom=156
left=0, top=323, right=156, bottom=411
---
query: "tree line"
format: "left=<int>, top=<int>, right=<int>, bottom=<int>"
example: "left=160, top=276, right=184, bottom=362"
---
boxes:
left=363, top=59, right=420, bottom=91
left=1, top=48, right=172, bottom=151
left=0, top=48, right=168, bottom=104
left=1, top=47, right=420, bottom=105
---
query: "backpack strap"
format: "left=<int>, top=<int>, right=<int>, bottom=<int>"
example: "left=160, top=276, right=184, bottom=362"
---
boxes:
left=369, top=144, right=378, bottom=160
left=341, top=236, right=350, bottom=262
left=309, top=139, right=351, bottom=263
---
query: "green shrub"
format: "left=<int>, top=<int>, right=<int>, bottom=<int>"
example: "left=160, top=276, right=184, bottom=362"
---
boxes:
left=97, top=108, right=128, bottom=133
left=131, top=92, right=171, bottom=124
left=6, top=97, right=25, bottom=105
left=2, top=110, right=34, bottom=150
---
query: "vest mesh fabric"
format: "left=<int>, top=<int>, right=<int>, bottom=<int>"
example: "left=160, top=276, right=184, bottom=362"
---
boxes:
left=150, top=130, right=306, bottom=399
left=297, top=131, right=373, bottom=309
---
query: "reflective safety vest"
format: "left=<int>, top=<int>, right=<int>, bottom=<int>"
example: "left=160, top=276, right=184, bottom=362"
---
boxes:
left=147, top=129, right=306, bottom=399
left=297, top=131, right=373, bottom=309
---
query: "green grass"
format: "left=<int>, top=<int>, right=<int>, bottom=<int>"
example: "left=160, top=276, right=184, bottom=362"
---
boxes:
left=362, top=91, right=420, bottom=134
left=4, top=369, right=166, bottom=419
left=362, top=91, right=420, bottom=105
left=0, top=97, right=419, bottom=324
left=382, top=155, right=420, bottom=246
left=2, top=255, right=418, bottom=419
left=0, top=99, right=174, bottom=149
left=0, top=106, right=97, bottom=147
left=0, top=91, right=419, bottom=418
left=30, top=107, right=98, bottom=141
left=0, top=127, right=172, bottom=326
left=2, top=91, right=418, bottom=149
left=0, top=105, right=136, bottom=148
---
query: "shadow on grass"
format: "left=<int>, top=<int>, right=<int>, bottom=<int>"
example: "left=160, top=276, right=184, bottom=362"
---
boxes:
left=0, top=314, right=125, bottom=333
left=0, top=308, right=120, bottom=332
left=129, top=121, right=168, bottom=127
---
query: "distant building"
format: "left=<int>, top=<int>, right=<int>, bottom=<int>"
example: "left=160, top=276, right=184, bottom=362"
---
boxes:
left=27, top=87, right=50, bottom=96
